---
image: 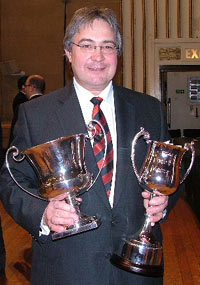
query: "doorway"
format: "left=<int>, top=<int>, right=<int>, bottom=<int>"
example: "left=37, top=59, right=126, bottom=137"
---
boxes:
left=160, top=65, right=200, bottom=137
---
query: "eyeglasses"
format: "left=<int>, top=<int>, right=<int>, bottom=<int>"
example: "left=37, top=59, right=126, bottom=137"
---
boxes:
left=71, top=42, right=118, bottom=55
left=24, top=84, right=32, bottom=88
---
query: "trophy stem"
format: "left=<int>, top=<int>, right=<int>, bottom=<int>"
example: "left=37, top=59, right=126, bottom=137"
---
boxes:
left=138, top=214, right=155, bottom=244
left=138, top=193, right=157, bottom=244
left=65, top=192, right=81, bottom=216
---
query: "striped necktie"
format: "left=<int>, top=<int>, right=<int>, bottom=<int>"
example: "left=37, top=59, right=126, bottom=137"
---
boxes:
left=91, top=97, right=113, bottom=197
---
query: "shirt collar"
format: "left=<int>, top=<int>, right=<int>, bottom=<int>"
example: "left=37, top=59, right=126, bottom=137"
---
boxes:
left=28, top=93, right=42, bottom=100
left=73, top=77, right=113, bottom=105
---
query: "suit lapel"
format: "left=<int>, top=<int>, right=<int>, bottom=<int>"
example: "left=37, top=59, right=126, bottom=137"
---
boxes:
left=54, top=83, right=111, bottom=210
left=113, top=85, right=137, bottom=207
left=55, top=83, right=87, bottom=136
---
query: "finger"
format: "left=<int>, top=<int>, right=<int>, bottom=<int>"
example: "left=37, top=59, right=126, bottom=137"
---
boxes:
left=149, top=212, right=163, bottom=225
left=143, top=198, right=149, bottom=210
left=141, top=191, right=151, bottom=199
left=43, top=201, right=79, bottom=229
left=49, top=224, right=67, bottom=233
left=50, top=205, right=79, bottom=222
left=52, top=199, right=77, bottom=213
left=45, top=210, right=79, bottom=233
left=148, top=196, right=168, bottom=207
left=147, top=201, right=167, bottom=215
left=49, top=192, right=68, bottom=201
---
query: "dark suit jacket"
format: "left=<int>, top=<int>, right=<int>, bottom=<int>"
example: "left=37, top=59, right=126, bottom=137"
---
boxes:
left=12, top=91, right=28, bottom=113
left=9, top=92, right=28, bottom=145
left=0, top=83, right=183, bottom=284
left=9, top=93, right=42, bottom=145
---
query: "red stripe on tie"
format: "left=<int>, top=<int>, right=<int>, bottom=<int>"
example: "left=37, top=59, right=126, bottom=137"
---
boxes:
left=97, top=149, right=113, bottom=169
left=102, top=169, right=113, bottom=185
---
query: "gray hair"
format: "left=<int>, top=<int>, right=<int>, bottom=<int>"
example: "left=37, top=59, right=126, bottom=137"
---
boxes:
left=63, top=7, right=122, bottom=56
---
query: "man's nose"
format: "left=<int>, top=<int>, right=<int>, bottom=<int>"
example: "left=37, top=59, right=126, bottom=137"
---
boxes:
left=91, top=47, right=105, bottom=60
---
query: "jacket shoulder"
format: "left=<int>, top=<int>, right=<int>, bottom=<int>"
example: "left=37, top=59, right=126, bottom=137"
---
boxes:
left=113, top=84, right=160, bottom=105
left=22, top=84, right=74, bottom=112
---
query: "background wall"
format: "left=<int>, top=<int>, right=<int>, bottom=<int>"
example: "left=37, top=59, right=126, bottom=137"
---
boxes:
left=0, top=0, right=64, bottom=121
left=0, top=0, right=122, bottom=124
left=123, top=0, right=200, bottom=96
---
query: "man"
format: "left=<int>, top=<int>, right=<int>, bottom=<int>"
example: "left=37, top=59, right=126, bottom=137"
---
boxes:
left=9, top=75, right=45, bottom=145
left=9, top=75, right=29, bottom=145
left=24, top=74, right=45, bottom=100
left=0, top=7, right=183, bottom=284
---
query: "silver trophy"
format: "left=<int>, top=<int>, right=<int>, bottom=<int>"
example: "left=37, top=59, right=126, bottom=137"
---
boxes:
left=111, top=127, right=195, bottom=276
left=6, top=121, right=106, bottom=240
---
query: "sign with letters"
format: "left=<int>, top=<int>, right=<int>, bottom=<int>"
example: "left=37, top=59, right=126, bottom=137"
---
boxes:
left=185, top=48, right=200, bottom=60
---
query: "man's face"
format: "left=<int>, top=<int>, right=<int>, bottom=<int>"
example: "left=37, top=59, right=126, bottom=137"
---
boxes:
left=65, top=19, right=118, bottom=95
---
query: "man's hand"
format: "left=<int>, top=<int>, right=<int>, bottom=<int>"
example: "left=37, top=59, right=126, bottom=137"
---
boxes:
left=142, top=190, right=168, bottom=226
left=43, top=193, right=80, bottom=233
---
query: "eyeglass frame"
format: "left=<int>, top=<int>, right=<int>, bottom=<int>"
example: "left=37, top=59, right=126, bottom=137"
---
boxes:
left=70, top=42, right=119, bottom=54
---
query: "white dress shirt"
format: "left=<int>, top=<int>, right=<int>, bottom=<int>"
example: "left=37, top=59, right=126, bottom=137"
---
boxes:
left=74, top=77, right=117, bottom=207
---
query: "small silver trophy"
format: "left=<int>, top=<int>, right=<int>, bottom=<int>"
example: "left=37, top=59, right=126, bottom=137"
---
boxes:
left=111, top=127, right=195, bottom=276
left=6, top=121, right=106, bottom=240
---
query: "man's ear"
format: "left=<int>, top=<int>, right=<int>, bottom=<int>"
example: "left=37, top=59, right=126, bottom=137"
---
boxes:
left=64, top=49, right=72, bottom=63
left=30, top=85, right=35, bottom=91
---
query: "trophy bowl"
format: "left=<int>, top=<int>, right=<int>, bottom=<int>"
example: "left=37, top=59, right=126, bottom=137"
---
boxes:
left=110, top=127, right=195, bottom=276
left=6, top=121, right=106, bottom=240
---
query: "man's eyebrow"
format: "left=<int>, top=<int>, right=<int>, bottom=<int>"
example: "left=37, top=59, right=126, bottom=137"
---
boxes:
left=78, top=39, right=93, bottom=44
left=78, top=39, right=116, bottom=45
left=103, top=40, right=116, bottom=45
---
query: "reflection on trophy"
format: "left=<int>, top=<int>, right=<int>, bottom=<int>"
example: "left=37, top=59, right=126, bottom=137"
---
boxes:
left=6, top=121, right=106, bottom=240
left=111, top=127, right=195, bottom=276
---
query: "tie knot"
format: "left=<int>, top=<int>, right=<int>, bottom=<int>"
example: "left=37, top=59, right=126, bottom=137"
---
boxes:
left=91, top=97, right=103, bottom=106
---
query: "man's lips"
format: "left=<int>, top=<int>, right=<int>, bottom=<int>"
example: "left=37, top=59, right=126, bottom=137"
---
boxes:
left=87, top=66, right=106, bottom=71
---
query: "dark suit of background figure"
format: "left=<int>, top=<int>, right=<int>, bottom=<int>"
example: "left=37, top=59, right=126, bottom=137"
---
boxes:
left=9, top=76, right=29, bottom=146
left=12, top=91, right=27, bottom=113
left=0, top=82, right=183, bottom=285
left=0, top=118, right=6, bottom=279
left=9, top=75, right=45, bottom=146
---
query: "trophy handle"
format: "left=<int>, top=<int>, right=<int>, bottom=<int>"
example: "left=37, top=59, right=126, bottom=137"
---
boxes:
left=85, top=120, right=108, bottom=192
left=180, top=141, right=195, bottom=184
left=131, top=127, right=151, bottom=182
left=6, top=146, right=47, bottom=201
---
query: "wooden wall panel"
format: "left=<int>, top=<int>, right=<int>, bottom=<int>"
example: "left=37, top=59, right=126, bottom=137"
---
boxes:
left=122, top=0, right=200, bottom=95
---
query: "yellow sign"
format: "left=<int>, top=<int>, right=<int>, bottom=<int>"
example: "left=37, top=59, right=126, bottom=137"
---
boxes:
left=185, top=48, right=200, bottom=59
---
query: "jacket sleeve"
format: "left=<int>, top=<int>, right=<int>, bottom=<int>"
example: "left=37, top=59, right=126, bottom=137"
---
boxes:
left=0, top=104, right=49, bottom=242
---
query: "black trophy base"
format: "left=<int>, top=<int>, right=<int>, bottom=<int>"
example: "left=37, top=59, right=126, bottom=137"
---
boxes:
left=110, top=254, right=163, bottom=277
left=52, top=215, right=101, bottom=240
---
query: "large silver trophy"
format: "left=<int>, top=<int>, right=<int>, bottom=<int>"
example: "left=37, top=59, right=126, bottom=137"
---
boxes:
left=111, top=127, right=195, bottom=276
left=6, top=121, right=106, bottom=240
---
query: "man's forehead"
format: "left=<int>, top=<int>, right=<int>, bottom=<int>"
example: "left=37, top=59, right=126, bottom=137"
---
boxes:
left=74, top=20, right=115, bottom=42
